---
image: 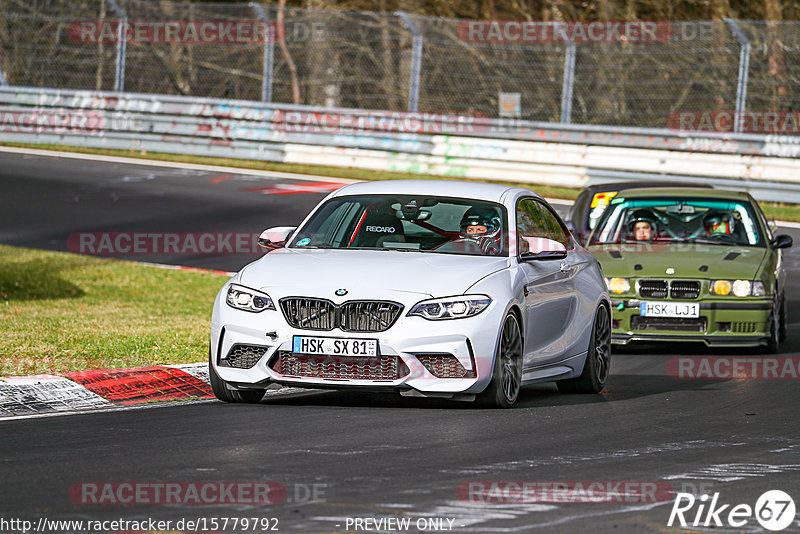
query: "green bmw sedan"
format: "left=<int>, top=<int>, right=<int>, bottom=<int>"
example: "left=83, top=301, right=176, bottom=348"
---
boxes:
left=587, top=187, right=793, bottom=352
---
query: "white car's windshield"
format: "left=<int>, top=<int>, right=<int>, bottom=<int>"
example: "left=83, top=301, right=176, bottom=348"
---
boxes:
left=589, top=197, right=765, bottom=247
left=288, top=195, right=509, bottom=256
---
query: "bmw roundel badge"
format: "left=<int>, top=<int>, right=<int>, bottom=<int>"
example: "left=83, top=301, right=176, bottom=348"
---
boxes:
left=335, top=289, right=348, bottom=296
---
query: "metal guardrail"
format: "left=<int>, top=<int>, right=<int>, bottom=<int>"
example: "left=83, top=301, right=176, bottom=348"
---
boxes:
left=3, top=86, right=800, bottom=203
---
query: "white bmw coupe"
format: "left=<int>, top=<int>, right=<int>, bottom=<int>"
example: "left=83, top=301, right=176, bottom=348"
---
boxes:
left=210, top=180, right=610, bottom=407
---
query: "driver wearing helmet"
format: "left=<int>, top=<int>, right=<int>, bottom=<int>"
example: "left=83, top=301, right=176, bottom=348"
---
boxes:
left=459, top=206, right=503, bottom=254
left=704, top=211, right=734, bottom=236
left=627, top=209, right=657, bottom=241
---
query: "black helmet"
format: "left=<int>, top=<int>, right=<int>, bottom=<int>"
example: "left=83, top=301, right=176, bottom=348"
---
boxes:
left=704, top=210, right=734, bottom=235
left=460, top=206, right=502, bottom=237
left=627, top=209, right=657, bottom=231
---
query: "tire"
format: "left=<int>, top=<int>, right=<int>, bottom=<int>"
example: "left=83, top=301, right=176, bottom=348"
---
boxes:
left=557, top=304, right=611, bottom=394
left=779, top=292, right=787, bottom=343
left=764, top=294, right=783, bottom=354
left=477, top=313, right=523, bottom=408
left=208, top=351, right=265, bottom=403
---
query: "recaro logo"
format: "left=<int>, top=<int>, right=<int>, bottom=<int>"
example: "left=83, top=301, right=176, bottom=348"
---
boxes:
left=668, top=490, right=796, bottom=531
left=365, top=226, right=396, bottom=233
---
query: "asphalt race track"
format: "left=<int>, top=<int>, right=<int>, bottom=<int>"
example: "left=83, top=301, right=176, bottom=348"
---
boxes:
left=2, top=149, right=800, bottom=533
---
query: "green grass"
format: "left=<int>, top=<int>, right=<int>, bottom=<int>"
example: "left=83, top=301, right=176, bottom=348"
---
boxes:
left=0, top=245, right=226, bottom=376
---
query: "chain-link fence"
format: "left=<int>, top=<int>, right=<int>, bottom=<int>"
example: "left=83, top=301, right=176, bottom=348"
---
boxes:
left=1, top=0, right=799, bottom=129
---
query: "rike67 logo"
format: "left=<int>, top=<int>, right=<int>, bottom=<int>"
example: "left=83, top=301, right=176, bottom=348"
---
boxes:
left=668, top=490, right=796, bottom=531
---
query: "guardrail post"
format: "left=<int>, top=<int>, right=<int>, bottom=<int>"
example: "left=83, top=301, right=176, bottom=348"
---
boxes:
left=396, top=11, right=423, bottom=112
left=250, top=3, right=274, bottom=102
left=106, top=0, right=127, bottom=92
left=560, top=42, right=576, bottom=124
left=724, top=18, right=751, bottom=133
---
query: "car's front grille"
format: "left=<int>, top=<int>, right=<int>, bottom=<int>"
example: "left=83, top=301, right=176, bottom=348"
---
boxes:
left=340, top=301, right=403, bottom=332
left=631, top=316, right=707, bottom=332
left=637, top=279, right=701, bottom=299
left=279, top=298, right=402, bottom=332
left=638, top=280, right=668, bottom=299
left=270, top=352, right=409, bottom=380
left=416, top=354, right=475, bottom=378
left=280, top=298, right=336, bottom=330
left=670, top=280, right=701, bottom=299
left=221, top=344, right=268, bottom=369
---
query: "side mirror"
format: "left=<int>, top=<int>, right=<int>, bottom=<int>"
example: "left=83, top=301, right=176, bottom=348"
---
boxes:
left=771, top=234, right=793, bottom=249
left=258, top=226, right=297, bottom=250
left=520, top=237, right=568, bottom=261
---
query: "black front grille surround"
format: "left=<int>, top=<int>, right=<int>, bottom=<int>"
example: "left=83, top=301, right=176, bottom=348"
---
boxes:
left=638, top=279, right=668, bottom=298
left=669, top=280, right=701, bottom=299
left=279, top=297, right=403, bottom=332
left=637, top=279, right=701, bottom=300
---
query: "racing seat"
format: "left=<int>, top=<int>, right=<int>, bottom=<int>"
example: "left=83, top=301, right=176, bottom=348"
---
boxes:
left=350, top=209, right=406, bottom=248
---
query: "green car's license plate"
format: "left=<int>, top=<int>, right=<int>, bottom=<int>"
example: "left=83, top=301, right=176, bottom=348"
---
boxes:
left=639, top=302, right=699, bottom=318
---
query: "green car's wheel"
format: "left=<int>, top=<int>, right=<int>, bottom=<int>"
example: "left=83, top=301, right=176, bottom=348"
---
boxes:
left=765, top=293, right=784, bottom=354
left=779, top=292, right=787, bottom=343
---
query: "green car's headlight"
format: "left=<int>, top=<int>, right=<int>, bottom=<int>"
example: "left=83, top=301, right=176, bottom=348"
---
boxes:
left=711, top=280, right=765, bottom=297
left=408, top=295, right=491, bottom=320
left=226, top=284, right=275, bottom=312
left=604, top=277, right=631, bottom=295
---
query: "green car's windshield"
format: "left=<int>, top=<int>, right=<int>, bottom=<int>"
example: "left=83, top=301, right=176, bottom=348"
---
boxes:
left=288, top=195, right=509, bottom=257
left=588, top=197, right=765, bottom=248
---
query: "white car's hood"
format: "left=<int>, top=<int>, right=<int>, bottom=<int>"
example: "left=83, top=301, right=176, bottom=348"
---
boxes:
left=239, top=249, right=509, bottom=298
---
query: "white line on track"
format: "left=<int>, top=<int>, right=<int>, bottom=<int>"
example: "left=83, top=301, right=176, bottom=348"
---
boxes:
left=1, top=145, right=797, bottom=228
left=0, top=145, right=356, bottom=184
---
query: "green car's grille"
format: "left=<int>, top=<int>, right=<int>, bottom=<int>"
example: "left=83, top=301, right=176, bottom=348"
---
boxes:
left=638, top=280, right=667, bottom=298
left=637, top=279, right=701, bottom=300
left=669, top=281, right=701, bottom=299
left=631, top=316, right=707, bottom=332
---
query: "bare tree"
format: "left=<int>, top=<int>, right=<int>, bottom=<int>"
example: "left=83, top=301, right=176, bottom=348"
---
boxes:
left=278, top=0, right=302, bottom=104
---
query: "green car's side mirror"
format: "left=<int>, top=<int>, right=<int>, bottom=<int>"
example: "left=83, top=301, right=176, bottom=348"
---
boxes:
left=771, top=234, right=793, bottom=249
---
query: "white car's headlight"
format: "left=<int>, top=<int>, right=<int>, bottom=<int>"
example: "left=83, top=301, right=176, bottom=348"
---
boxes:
left=226, top=284, right=275, bottom=312
left=408, top=295, right=491, bottom=320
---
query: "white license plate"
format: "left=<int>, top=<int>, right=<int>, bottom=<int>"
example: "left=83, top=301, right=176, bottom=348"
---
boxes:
left=639, top=302, right=699, bottom=318
left=292, top=336, right=378, bottom=357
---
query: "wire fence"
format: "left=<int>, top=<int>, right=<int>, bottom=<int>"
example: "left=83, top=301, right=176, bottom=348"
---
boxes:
left=1, top=0, right=799, bottom=129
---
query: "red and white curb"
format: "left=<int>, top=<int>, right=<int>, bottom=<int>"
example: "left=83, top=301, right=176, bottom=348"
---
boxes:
left=0, top=363, right=213, bottom=418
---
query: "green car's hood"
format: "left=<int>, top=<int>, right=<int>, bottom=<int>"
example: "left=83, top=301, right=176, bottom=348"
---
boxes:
left=587, top=242, right=767, bottom=279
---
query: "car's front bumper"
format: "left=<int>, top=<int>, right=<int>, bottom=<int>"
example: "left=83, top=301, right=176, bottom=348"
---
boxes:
left=609, top=298, right=772, bottom=347
left=210, top=291, right=506, bottom=397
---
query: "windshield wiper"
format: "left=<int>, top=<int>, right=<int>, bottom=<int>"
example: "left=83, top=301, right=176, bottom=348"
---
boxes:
left=688, top=237, right=739, bottom=246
